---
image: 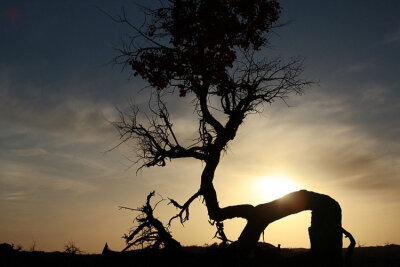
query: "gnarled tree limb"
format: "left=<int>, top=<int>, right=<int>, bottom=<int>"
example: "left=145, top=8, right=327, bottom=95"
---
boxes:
left=121, top=191, right=181, bottom=251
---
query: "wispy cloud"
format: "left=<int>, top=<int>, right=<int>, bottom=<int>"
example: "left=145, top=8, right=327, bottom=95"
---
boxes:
left=345, top=63, right=371, bottom=73
left=217, top=88, right=400, bottom=197
left=3, top=190, right=33, bottom=201
left=0, top=82, right=129, bottom=201
left=361, top=84, right=387, bottom=104
left=383, top=25, right=400, bottom=44
left=8, top=148, right=48, bottom=157
left=0, top=94, right=117, bottom=142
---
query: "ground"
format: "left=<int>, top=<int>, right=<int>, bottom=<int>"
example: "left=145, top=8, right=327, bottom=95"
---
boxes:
left=1, top=243, right=399, bottom=267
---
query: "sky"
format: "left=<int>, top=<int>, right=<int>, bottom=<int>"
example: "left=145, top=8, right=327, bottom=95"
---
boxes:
left=1, top=0, right=400, bottom=253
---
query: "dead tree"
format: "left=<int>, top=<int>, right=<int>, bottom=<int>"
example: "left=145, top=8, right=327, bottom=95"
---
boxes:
left=120, top=191, right=181, bottom=251
left=110, top=0, right=354, bottom=263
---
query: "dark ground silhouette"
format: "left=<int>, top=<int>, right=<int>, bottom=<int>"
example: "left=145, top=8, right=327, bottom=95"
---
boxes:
left=2, top=242, right=400, bottom=267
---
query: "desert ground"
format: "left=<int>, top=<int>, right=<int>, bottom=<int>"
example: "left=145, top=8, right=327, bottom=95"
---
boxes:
left=1, top=243, right=399, bottom=267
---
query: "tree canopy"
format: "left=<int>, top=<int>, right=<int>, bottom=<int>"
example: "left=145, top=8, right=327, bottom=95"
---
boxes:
left=114, top=0, right=308, bottom=170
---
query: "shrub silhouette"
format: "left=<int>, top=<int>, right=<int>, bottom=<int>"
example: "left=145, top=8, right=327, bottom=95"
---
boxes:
left=64, top=241, right=83, bottom=254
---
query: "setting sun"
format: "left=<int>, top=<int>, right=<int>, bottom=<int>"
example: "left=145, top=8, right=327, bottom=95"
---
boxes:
left=253, top=175, right=301, bottom=202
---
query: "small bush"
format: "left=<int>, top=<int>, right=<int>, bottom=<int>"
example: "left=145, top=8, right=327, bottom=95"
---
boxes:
left=64, top=241, right=83, bottom=254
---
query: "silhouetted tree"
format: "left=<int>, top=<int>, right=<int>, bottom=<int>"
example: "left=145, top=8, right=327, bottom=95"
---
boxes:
left=111, top=0, right=354, bottom=264
left=64, top=241, right=84, bottom=255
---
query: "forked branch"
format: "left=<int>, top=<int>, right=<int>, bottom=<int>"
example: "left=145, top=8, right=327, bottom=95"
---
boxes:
left=168, top=190, right=201, bottom=225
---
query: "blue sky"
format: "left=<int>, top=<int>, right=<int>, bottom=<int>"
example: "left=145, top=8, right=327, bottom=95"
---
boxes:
left=1, top=0, right=399, bottom=252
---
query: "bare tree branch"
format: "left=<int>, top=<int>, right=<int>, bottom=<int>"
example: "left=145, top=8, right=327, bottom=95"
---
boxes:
left=168, top=190, right=201, bottom=225
left=113, top=94, right=206, bottom=170
left=121, top=191, right=181, bottom=251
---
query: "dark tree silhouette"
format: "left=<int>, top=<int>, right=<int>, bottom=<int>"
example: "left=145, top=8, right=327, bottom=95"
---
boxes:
left=120, top=191, right=181, bottom=251
left=110, top=0, right=354, bottom=264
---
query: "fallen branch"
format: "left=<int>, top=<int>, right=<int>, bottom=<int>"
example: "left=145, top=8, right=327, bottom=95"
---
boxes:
left=120, top=191, right=181, bottom=251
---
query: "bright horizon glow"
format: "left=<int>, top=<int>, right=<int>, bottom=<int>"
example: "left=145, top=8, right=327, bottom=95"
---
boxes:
left=253, top=175, right=301, bottom=202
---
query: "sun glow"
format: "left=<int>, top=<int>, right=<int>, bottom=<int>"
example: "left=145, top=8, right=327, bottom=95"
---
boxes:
left=253, top=175, right=301, bottom=202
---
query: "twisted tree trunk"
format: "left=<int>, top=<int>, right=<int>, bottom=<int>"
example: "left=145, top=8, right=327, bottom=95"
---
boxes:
left=238, top=190, right=343, bottom=265
left=200, top=157, right=344, bottom=265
